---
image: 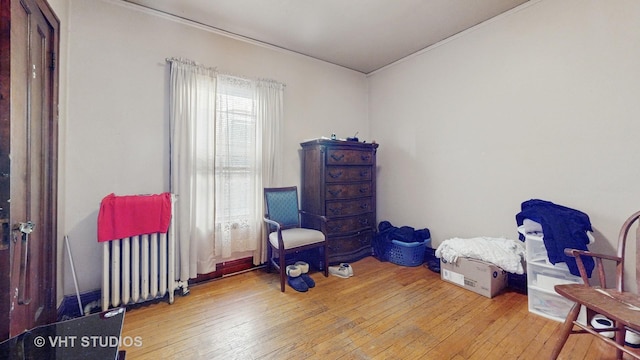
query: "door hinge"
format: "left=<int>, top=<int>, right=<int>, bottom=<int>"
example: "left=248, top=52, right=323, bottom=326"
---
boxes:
left=50, top=52, right=56, bottom=70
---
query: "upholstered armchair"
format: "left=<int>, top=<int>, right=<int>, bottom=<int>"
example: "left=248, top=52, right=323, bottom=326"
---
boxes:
left=263, top=186, right=329, bottom=292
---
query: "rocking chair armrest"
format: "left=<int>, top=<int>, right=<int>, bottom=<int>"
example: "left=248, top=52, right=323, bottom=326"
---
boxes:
left=564, top=248, right=623, bottom=288
left=563, top=248, right=622, bottom=262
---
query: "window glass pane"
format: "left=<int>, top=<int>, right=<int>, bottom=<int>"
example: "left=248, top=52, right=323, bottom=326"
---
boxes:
left=215, top=76, right=256, bottom=222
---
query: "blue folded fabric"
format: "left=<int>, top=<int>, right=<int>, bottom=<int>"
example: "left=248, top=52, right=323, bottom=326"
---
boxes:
left=516, top=199, right=594, bottom=278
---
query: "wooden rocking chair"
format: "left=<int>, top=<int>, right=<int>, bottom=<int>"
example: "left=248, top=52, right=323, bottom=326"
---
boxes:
left=551, top=210, right=640, bottom=359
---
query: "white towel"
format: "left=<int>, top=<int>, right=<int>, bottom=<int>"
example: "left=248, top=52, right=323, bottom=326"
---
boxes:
left=435, top=237, right=526, bottom=274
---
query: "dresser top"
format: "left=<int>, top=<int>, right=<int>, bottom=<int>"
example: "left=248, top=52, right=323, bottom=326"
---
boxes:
left=301, top=138, right=379, bottom=149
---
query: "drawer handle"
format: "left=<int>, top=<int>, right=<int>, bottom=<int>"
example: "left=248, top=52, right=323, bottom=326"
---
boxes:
left=360, top=170, right=369, bottom=177
left=328, top=207, right=343, bottom=215
left=359, top=218, right=369, bottom=225
left=329, top=225, right=343, bottom=232
left=330, top=154, right=345, bottom=162
left=361, top=155, right=370, bottom=161
left=359, top=187, right=369, bottom=194
left=328, top=171, right=343, bottom=179
left=360, top=203, right=369, bottom=209
left=328, top=189, right=343, bottom=197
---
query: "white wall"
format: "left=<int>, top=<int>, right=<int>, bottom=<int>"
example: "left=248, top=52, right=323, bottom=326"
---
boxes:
left=369, top=0, right=640, bottom=288
left=60, top=0, right=368, bottom=295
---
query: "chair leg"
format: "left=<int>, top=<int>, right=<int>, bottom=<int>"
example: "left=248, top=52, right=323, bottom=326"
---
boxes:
left=550, top=303, right=581, bottom=359
left=266, top=245, right=273, bottom=273
left=322, top=243, right=329, bottom=277
left=279, top=249, right=286, bottom=292
left=614, top=320, right=624, bottom=360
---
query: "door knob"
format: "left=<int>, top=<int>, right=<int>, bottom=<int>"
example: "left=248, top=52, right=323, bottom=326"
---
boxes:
left=17, top=221, right=35, bottom=234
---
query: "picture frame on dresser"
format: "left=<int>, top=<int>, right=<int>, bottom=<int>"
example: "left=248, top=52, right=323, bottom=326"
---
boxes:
left=300, top=138, right=379, bottom=265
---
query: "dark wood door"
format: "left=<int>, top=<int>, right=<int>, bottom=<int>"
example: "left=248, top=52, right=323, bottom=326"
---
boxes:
left=0, top=0, right=59, bottom=341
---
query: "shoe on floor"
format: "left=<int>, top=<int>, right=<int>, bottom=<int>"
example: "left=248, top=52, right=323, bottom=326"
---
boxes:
left=626, top=329, right=640, bottom=348
left=329, top=265, right=350, bottom=278
left=591, top=314, right=614, bottom=338
left=286, top=265, right=309, bottom=292
left=339, top=263, right=354, bottom=277
left=294, top=261, right=315, bottom=288
left=425, top=259, right=440, bottom=273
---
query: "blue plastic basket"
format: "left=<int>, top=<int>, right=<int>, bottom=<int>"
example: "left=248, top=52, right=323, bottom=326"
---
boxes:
left=387, top=238, right=431, bottom=267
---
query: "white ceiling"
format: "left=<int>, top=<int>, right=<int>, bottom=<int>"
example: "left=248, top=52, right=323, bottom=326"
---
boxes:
left=124, top=0, right=529, bottom=74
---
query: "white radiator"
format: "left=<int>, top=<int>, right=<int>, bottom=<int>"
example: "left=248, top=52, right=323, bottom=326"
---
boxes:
left=101, top=194, right=186, bottom=311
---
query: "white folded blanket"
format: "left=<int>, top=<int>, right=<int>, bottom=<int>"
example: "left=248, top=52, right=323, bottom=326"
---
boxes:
left=435, top=237, right=526, bottom=274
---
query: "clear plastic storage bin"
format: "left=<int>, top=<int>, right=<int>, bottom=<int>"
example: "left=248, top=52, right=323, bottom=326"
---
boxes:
left=528, top=287, right=577, bottom=321
left=520, top=223, right=585, bottom=323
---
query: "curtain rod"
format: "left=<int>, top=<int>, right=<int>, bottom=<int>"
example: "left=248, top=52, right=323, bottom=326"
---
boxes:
left=165, top=57, right=217, bottom=72
left=165, top=57, right=286, bottom=88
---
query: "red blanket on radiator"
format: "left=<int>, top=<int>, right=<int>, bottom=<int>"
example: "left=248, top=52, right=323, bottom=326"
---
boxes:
left=97, top=192, right=172, bottom=242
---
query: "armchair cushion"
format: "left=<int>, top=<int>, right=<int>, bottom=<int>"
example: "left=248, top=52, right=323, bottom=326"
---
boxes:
left=269, top=228, right=325, bottom=249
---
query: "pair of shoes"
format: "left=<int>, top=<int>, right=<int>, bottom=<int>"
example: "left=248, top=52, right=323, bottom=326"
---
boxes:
left=295, top=261, right=315, bottom=288
left=329, top=263, right=354, bottom=278
left=590, top=314, right=640, bottom=347
left=340, top=263, right=354, bottom=277
left=591, top=314, right=614, bottom=338
left=286, top=262, right=315, bottom=292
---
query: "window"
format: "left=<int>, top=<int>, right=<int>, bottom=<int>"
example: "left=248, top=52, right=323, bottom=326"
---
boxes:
left=169, top=58, right=283, bottom=277
left=215, top=76, right=255, bottom=224
left=213, top=75, right=259, bottom=258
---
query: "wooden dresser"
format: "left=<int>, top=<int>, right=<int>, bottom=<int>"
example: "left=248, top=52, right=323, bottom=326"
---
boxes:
left=300, top=139, right=379, bottom=265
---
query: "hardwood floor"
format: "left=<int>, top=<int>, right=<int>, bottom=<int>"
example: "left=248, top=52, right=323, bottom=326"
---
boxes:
left=119, top=256, right=629, bottom=359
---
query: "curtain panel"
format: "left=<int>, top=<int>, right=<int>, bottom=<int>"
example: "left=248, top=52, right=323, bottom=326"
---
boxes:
left=168, top=58, right=283, bottom=280
left=255, top=79, right=284, bottom=264
left=169, top=58, right=217, bottom=280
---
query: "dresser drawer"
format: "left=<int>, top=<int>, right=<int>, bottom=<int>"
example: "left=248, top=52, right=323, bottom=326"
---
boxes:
left=325, top=166, right=372, bottom=183
left=327, top=230, right=373, bottom=255
left=325, top=198, right=372, bottom=216
left=326, top=149, right=374, bottom=165
left=326, top=214, right=374, bottom=235
left=326, top=183, right=372, bottom=199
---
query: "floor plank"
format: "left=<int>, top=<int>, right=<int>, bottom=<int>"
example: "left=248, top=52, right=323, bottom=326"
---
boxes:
left=119, top=256, right=636, bottom=359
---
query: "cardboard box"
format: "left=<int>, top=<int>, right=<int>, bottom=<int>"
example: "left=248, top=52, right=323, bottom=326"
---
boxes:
left=440, top=257, right=508, bottom=298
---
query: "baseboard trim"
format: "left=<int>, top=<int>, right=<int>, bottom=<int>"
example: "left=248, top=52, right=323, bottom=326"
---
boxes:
left=190, top=257, right=256, bottom=284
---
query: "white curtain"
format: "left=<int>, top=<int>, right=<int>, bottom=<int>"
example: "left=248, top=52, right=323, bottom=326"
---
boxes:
left=255, top=79, right=284, bottom=264
left=169, top=59, right=218, bottom=279
left=169, top=58, right=284, bottom=279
